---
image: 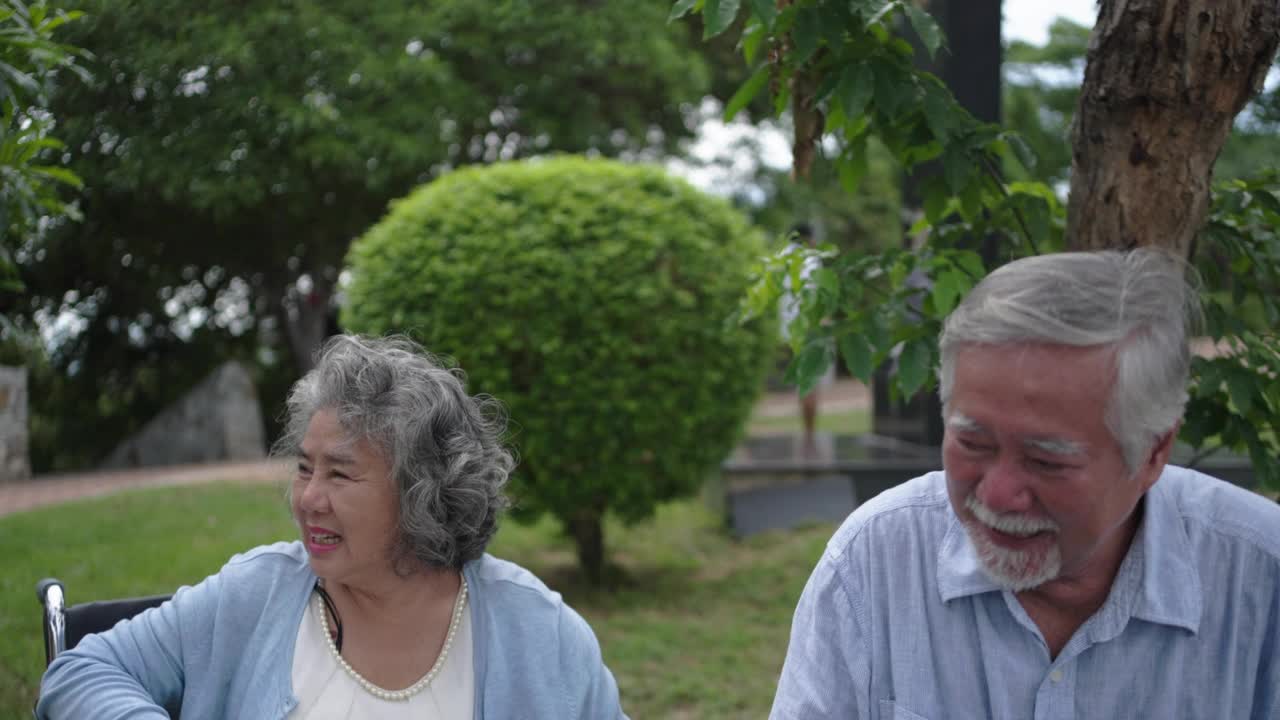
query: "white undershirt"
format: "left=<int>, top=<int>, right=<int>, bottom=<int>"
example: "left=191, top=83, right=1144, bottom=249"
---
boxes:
left=287, top=592, right=474, bottom=719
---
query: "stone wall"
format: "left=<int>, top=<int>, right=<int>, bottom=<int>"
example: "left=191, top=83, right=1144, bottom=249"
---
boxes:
left=103, top=361, right=266, bottom=469
left=0, top=365, right=30, bottom=482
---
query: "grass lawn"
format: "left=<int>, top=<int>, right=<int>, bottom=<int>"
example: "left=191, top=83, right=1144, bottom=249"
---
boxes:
left=0, top=481, right=834, bottom=718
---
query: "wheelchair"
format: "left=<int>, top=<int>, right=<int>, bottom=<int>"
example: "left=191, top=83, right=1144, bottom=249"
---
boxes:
left=36, top=578, right=172, bottom=666
left=34, top=578, right=173, bottom=717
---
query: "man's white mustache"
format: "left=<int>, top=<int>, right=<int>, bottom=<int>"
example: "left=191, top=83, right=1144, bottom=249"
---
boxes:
left=965, top=495, right=1059, bottom=537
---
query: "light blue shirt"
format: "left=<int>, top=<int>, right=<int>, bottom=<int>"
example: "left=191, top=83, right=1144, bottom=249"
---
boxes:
left=770, top=466, right=1280, bottom=719
left=38, top=541, right=626, bottom=719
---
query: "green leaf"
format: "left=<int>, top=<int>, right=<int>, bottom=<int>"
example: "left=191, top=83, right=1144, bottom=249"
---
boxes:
left=29, top=165, right=83, bottom=187
left=724, top=64, right=768, bottom=121
left=669, top=0, right=700, bottom=22
left=872, top=60, right=910, bottom=117
left=1226, top=371, right=1255, bottom=416
left=1005, top=132, right=1038, bottom=172
left=789, top=341, right=832, bottom=396
left=953, top=250, right=985, bottom=279
left=868, top=0, right=902, bottom=25
left=838, top=144, right=869, bottom=194
left=704, top=0, right=742, bottom=39
left=922, top=177, right=950, bottom=223
left=742, top=22, right=766, bottom=63
left=902, top=4, right=944, bottom=59
left=839, top=332, right=875, bottom=382
left=838, top=63, right=874, bottom=119
left=921, top=85, right=953, bottom=141
left=897, top=338, right=932, bottom=398
left=1252, top=189, right=1280, bottom=218
left=748, top=0, right=777, bottom=26
left=792, top=5, right=820, bottom=63
left=942, top=146, right=970, bottom=193
left=814, top=267, right=839, bottom=298
left=1011, top=193, right=1050, bottom=247
left=931, top=269, right=962, bottom=316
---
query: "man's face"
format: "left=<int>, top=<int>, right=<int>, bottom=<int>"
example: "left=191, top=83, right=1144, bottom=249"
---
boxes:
left=941, top=344, right=1166, bottom=592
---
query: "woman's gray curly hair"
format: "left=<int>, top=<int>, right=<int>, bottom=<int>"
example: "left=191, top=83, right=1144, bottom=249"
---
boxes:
left=273, top=334, right=514, bottom=570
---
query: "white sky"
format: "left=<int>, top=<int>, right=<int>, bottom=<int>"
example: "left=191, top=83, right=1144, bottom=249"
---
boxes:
left=1004, top=0, right=1097, bottom=44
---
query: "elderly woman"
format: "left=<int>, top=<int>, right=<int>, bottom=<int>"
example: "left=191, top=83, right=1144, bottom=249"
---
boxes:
left=37, top=335, right=626, bottom=719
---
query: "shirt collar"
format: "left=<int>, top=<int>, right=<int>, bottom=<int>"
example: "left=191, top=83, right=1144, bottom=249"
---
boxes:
left=1129, top=472, right=1201, bottom=632
left=935, top=468, right=1202, bottom=633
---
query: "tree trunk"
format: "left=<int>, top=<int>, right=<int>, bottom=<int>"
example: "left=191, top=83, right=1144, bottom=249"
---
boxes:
left=1066, top=0, right=1280, bottom=255
left=568, top=507, right=606, bottom=584
left=282, top=274, right=334, bottom=375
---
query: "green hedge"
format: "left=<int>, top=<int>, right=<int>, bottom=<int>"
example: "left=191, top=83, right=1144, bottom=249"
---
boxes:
left=342, top=156, right=774, bottom=574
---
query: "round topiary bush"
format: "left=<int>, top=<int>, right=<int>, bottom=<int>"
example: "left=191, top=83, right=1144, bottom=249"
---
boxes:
left=342, top=156, right=775, bottom=580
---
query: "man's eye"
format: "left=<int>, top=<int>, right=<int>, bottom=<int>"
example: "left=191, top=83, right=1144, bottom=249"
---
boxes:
left=958, top=438, right=990, bottom=453
left=297, top=463, right=313, bottom=476
left=1029, top=459, right=1068, bottom=473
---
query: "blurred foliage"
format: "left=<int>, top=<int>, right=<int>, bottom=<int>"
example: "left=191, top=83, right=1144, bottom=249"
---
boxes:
left=740, top=141, right=902, bottom=254
left=1185, top=172, right=1280, bottom=486
left=677, top=0, right=1058, bottom=399
left=342, top=156, right=776, bottom=580
left=1003, top=17, right=1280, bottom=187
left=680, top=1, right=1280, bottom=488
left=0, top=0, right=86, bottom=296
left=16, top=0, right=719, bottom=472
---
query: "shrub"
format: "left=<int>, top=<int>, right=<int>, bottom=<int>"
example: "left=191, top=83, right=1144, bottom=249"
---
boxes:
left=342, top=156, right=775, bottom=581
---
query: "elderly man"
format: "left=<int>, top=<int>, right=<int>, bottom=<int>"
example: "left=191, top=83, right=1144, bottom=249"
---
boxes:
left=770, top=249, right=1280, bottom=719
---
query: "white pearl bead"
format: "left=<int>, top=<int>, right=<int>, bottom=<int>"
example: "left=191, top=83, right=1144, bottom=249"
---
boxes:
left=316, top=576, right=468, bottom=701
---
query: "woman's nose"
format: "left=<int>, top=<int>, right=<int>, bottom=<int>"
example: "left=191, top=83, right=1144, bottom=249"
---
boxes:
left=298, top=475, right=330, bottom=514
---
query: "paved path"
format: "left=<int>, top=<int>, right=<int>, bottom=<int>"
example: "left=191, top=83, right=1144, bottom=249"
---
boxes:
left=753, top=378, right=870, bottom=418
left=0, top=459, right=289, bottom=518
left=0, top=380, right=872, bottom=519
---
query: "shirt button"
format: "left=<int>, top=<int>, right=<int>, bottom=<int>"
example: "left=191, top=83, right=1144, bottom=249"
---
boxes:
left=1050, top=670, right=1064, bottom=683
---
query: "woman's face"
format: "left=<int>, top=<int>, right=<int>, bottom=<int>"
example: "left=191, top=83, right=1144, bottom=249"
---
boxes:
left=291, top=408, right=402, bottom=587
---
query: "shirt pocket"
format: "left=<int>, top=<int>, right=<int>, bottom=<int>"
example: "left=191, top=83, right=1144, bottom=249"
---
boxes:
left=879, top=699, right=931, bottom=720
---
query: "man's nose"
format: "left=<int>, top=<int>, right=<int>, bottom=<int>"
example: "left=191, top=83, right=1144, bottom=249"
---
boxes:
left=975, top=454, right=1035, bottom=514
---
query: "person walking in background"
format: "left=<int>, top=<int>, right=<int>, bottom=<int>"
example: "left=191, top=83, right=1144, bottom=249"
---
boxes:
left=779, top=223, right=834, bottom=449
left=770, top=249, right=1280, bottom=719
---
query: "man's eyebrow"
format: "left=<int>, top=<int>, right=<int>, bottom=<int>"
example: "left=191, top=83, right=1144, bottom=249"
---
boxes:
left=1023, top=437, right=1087, bottom=457
left=946, top=413, right=986, bottom=433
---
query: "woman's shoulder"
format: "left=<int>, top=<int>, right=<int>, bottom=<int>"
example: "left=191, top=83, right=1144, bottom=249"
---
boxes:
left=181, top=540, right=312, bottom=603
left=464, top=554, right=596, bottom=641
left=224, top=539, right=310, bottom=572
left=464, top=553, right=563, bottom=609
left=465, top=555, right=621, bottom=715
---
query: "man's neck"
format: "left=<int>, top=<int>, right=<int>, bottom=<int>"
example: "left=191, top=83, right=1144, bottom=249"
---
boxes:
left=1016, top=501, right=1145, bottom=658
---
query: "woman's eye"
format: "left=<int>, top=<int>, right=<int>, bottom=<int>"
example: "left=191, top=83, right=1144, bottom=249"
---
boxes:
left=297, top=463, right=312, bottom=476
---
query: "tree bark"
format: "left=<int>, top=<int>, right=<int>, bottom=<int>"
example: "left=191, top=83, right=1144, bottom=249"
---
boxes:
left=281, top=273, right=334, bottom=375
left=1067, top=0, right=1280, bottom=255
left=568, top=506, right=606, bottom=585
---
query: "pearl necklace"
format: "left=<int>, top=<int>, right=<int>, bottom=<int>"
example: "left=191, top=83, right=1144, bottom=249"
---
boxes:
left=314, top=576, right=468, bottom=702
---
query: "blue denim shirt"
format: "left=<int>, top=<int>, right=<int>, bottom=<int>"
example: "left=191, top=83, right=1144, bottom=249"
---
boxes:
left=771, top=466, right=1280, bottom=720
left=38, top=541, right=626, bottom=719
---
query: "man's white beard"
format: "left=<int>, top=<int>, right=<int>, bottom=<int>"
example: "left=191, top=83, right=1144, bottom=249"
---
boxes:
left=963, top=494, right=1062, bottom=592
